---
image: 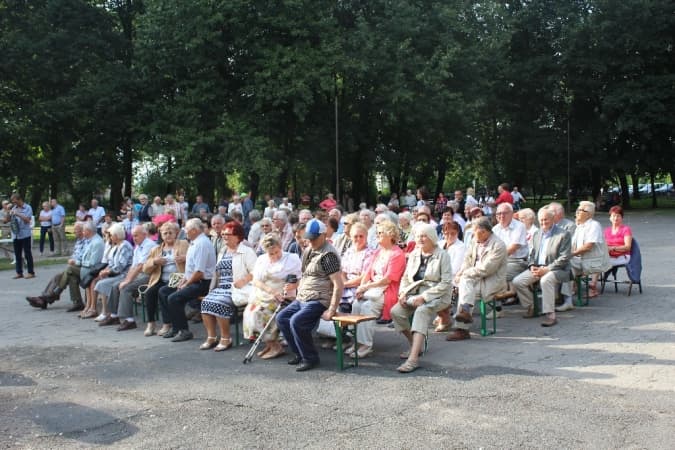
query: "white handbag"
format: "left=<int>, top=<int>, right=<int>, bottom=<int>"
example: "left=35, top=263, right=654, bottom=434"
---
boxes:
left=231, top=284, right=254, bottom=307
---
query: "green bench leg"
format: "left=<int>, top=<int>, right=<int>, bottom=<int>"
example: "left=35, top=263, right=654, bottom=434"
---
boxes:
left=479, top=299, right=497, bottom=337
left=575, top=276, right=590, bottom=307
left=533, top=286, right=541, bottom=316
left=333, top=321, right=345, bottom=370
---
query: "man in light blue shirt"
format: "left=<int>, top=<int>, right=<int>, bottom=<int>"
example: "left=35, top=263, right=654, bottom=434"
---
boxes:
left=161, top=218, right=216, bottom=342
left=26, top=222, right=93, bottom=309
left=5, top=193, right=35, bottom=279
left=50, top=198, right=67, bottom=256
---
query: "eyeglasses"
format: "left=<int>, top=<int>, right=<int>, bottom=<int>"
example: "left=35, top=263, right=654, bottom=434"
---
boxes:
left=576, top=209, right=589, bottom=213
left=495, top=212, right=510, bottom=216
left=221, top=233, right=233, bottom=237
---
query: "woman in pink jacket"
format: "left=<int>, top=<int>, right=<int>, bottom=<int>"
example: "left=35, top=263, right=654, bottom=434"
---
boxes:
left=348, top=220, right=405, bottom=358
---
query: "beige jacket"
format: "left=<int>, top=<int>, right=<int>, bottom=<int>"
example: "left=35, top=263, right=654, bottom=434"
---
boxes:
left=143, top=240, right=189, bottom=287
left=460, top=233, right=508, bottom=298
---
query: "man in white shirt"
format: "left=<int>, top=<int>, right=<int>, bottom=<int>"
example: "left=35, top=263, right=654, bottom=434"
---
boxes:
left=162, top=218, right=216, bottom=342
left=88, top=198, right=106, bottom=235
left=115, top=226, right=158, bottom=330
left=492, top=203, right=528, bottom=304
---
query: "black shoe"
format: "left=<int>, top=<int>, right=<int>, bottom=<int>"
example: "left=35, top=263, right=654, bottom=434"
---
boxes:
left=296, top=360, right=319, bottom=372
left=26, top=296, right=47, bottom=309
left=287, top=355, right=302, bottom=365
left=163, top=329, right=178, bottom=339
left=171, top=330, right=194, bottom=342
left=66, top=303, right=85, bottom=313
left=376, top=318, right=392, bottom=325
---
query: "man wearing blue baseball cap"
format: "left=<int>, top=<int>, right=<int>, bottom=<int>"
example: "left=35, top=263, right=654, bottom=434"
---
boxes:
left=276, top=218, right=344, bottom=371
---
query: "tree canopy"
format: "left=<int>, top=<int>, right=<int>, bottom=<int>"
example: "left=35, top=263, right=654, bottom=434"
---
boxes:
left=1, top=0, right=673, bottom=209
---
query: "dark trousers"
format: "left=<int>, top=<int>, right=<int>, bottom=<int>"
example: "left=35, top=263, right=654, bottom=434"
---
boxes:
left=39, top=226, right=54, bottom=253
left=13, top=237, right=34, bottom=275
left=145, top=280, right=167, bottom=323
left=276, top=300, right=326, bottom=364
left=164, top=279, right=210, bottom=332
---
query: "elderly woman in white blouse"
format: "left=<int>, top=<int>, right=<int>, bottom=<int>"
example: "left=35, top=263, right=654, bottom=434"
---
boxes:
left=243, top=233, right=301, bottom=359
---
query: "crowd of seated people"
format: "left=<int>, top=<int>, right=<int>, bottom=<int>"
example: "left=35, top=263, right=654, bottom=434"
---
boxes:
left=19, top=186, right=632, bottom=373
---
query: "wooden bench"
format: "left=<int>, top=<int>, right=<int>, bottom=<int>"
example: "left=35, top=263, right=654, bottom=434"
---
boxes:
left=331, top=314, right=378, bottom=370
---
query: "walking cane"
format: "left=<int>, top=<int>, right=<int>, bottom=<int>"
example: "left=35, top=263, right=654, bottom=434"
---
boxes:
left=242, top=301, right=284, bottom=364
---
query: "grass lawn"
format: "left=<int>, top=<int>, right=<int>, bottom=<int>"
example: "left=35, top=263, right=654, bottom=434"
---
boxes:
left=0, top=257, right=69, bottom=271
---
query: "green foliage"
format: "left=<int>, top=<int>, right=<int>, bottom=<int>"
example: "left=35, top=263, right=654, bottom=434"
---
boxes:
left=1, top=0, right=673, bottom=209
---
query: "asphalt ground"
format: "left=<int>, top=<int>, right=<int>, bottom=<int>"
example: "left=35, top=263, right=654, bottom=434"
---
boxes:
left=1, top=210, right=674, bottom=449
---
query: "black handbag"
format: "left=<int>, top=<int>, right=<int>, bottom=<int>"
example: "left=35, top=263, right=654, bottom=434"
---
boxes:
left=79, top=262, right=108, bottom=288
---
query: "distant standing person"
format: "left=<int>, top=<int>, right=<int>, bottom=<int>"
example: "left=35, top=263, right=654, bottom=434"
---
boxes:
left=38, top=201, right=54, bottom=255
left=50, top=198, right=66, bottom=256
left=318, top=193, right=337, bottom=211
left=5, top=193, right=35, bottom=279
left=191, top=195, right=210, bottom=215
left=88, top=198, right=106, bottom=235
left=511, top=186, right=526, bottom=211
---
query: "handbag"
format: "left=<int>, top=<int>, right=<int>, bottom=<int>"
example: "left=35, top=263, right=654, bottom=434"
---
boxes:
left=231, top=283, right=254, bottom=307
left=79, top=262, right=108, bottom=289
left=168, top=272, right=184, bottom=288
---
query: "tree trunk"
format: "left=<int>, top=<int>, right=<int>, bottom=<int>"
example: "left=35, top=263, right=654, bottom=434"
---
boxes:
left=630, top=168, right=641, bottom=200
left=196, top=169, right=216, bottom=206
left=616, top=169, right=630, bottom=209
left=434, top=156, right=447, bottom=199
left=649, top=172, right=657, bottom=208
left=122, top=141, right=133, bottom=197
left=248, top=171, right=260, bottom=205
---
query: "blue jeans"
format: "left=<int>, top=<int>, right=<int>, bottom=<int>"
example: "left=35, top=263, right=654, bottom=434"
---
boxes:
left=13, top=237, right=34, bottom=276
left=276, top=300, right=326, bottom=364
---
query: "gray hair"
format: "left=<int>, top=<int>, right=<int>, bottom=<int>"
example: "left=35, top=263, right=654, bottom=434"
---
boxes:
left=473, top=217, right=493, bottom=233
left=549, top=202, right=564, bottom=215
left=80, top=221, right=94, bottom=233
left=211, top=214, right=225, bottom=225
left=518, top=207, right=537, bottom=223
left=398, top=211, right=413, bottom=224
left=259, top=217, right=273, bottom=227
left=108, top=223, right=126, bottom=240
left=185, top=217, right=203, bottom=232
left=535, top=207, right=551, bottom=220
left=496, top=202, right=514, bottom=214
left=249, top=209, right=261, bottom=221
left=413, top=223, right=438, bottom=245
left=359, top=209, right=375, bottom=221
left=273, top=210, right=288, bottom=223
left=578, top=200, right=595, bottom=216
left=298, top=209, right=313, bottom=221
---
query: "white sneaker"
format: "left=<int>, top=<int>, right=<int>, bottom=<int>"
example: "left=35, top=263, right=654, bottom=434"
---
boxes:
left=555, top=303, right=574, bottom=312
left=94, top=314, right=107, bottom=322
